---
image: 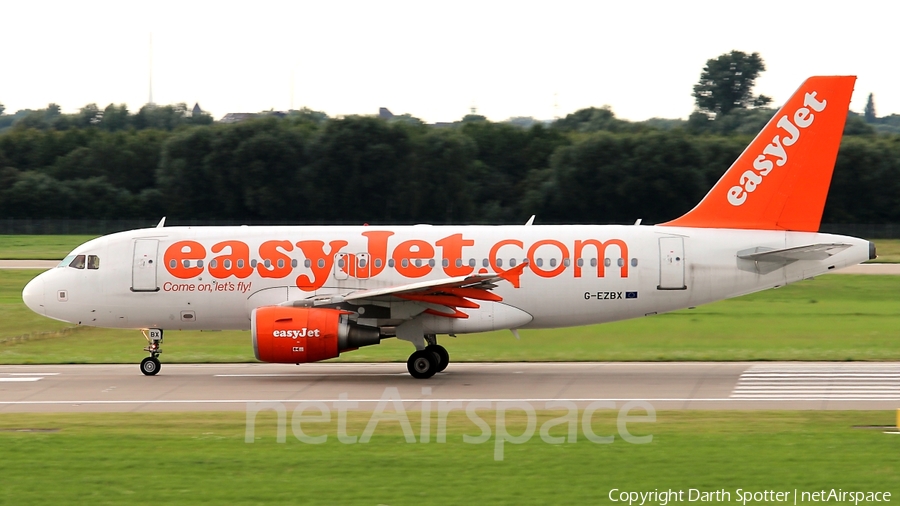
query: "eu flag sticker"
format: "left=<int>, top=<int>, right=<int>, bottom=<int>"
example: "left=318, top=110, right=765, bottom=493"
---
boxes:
left=625, top=291, right=638, bottom=299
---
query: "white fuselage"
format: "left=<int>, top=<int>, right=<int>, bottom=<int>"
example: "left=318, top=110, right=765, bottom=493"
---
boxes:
left=22, top=225, right=871, bottom=334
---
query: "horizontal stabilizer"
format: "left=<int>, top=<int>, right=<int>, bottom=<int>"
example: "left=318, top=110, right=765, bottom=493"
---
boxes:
left=736, top=243, right=851, bottom=275
left=737, top=243, right=851, bottom=262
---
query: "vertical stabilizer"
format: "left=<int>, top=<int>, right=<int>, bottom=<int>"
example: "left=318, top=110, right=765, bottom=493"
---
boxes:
left=661, top=76, right=856, bottom=231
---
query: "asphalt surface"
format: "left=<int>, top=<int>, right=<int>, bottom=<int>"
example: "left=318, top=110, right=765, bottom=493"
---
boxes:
left=0, top=260, right=59, bottom=269
left=2, top=261, right=898, bottom=414
left=2, top=362, right=899, bottom=413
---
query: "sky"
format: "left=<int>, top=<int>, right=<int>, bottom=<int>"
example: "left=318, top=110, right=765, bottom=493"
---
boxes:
left=2, top=0, right=899, bottom=123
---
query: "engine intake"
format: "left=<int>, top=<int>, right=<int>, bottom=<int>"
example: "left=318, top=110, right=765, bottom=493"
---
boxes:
left=251, top=306, right=381, bottom=363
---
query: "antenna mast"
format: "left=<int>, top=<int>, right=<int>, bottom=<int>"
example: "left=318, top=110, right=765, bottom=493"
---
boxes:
left=148, top=33, right=154, bottom=105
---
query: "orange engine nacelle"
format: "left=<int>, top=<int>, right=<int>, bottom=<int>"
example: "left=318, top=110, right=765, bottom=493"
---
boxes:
left=251, top=306, right=381, bottom=363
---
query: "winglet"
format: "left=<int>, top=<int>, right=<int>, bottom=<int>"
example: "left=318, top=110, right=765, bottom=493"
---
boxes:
left=661, top=76, right=856, bottom=232
left=497, top=261, right=528, bottom=286
left=524, top=215, right=535, bottom=226
left=156, top=217, right=166, bottom=228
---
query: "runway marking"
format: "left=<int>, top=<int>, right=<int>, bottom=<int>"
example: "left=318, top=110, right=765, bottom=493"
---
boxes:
left=0, top=378, right=44, bottom=382
left=1, top=397, right=898, bottom=406
left=731, top=364, right=900, bottom=399
left=215, top=373, right=408, bottom=378
left=6, top=373, right=59, bottom=376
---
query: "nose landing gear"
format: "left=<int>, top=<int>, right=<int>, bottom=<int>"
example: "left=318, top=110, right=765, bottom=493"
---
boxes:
left=140, top=329, right=163, bottom=376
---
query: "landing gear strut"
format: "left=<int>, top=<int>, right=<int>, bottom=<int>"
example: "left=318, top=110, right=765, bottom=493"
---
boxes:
left=406, top=334, right=450, bottom=379
left=140, top=329, right=163, bottom=376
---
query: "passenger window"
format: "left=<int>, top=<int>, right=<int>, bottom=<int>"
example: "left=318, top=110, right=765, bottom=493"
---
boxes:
left=617, top=258, right=625, bottom=267
left=604, top=258, right=611, bottom=267
left=509, top=258, right=517, bottom=267
left=496, top=258, right=503, bottom=267
left=69, top=255, right=86, bottom=269
left=564, top=258, right=571, bottom=267
left=631, top=258, right=638, bottom=267
left=549, top=258, right=557, bottom=267
left=87, top=255, right=100, bottom=270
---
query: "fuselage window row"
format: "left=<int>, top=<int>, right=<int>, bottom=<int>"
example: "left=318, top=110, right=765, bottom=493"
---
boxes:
left=161, top=255, right=635, bottom=272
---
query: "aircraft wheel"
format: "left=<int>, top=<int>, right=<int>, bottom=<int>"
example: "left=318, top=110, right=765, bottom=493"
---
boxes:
left=426, top=344, right=450, bottom=373
left=140, top=357, right=161, bottom=376
left=407, top=350, right=438, bottom=379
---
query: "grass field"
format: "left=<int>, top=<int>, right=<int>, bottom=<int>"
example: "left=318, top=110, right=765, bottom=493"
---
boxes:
left=2, top=269, right=899, bottom=364
left=0, top=410, right=896, bottom=505
left=2, top=235, right=899, bottom=262
left=873, top=238, right=900, bottom=263
left=0, top=235, right=99, bottom=260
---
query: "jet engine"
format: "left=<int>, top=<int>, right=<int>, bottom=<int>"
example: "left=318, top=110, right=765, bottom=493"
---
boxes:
left=251, top=306, right=381, bottom=363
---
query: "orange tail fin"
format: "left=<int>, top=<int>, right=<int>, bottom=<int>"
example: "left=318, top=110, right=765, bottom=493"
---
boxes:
left=661, top=76, right=856, bottom=232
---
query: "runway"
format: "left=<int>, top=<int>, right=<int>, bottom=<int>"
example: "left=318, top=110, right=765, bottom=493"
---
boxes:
left=1, top=362, right=899, bottom=413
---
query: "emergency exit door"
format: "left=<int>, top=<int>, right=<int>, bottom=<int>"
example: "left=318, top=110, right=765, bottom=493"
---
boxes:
left=132, top=239, right=160, bottom=292
left=658, top=237, right=686, bottom=290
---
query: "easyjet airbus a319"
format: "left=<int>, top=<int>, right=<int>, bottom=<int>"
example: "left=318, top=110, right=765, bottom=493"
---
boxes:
left=22, top=76, right=874, bottom=378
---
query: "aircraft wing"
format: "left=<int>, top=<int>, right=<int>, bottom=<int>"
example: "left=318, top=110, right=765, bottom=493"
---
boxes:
left=281, top=263, right=527, bottom=319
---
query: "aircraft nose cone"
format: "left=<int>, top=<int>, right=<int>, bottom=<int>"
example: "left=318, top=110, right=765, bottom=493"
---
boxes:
left=22, top=275, right=45, bottom=315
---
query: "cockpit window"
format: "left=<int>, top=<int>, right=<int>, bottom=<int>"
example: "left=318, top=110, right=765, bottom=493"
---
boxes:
left=59, top=255, right=76, bottom=268
left=69, top=255, right=86, bottom=269
left=87, top=255, right=100, bottom=270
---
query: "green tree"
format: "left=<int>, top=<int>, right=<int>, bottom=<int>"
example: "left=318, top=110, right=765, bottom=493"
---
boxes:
left=407, top=129, right=477, bottom=222
left=864, top=93, right=877, bottom=123
left=844, top=112, right=875, bottom=136
left=101, top=104, right=130, bottom=131
left=77, top=104, right=102, bottom=127
left=553, top=106, right=633, bottom=133
left=301, top=116, right=415, bottom=222
left=543, top=131, right=707, bottom=224
left=693, top=51, right=771, bottom=117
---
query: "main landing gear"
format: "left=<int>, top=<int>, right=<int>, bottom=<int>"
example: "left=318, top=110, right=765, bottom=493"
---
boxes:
left=406, top=334, right=450, bottom=379
left=140, top=328, right=163, bottom=376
